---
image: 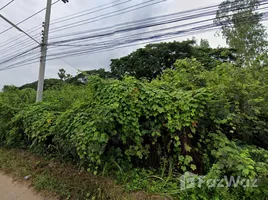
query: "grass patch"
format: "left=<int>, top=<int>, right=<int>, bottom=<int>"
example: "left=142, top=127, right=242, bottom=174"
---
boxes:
left=0, top=148, right=165, bottom=200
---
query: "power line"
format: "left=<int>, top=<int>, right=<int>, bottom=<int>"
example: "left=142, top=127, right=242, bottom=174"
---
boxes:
left=1, top=0, right=267, bottom=72
left=0, top=0, right=133, bottom=53
left=0, top=24, right=41, bottom=48
left=0, top=14, right=40, bottom=44
left=2, top=11, right=268, bottom=72
left=50, top=0, right=133, bottom=26
left=47, top=4, right=268, bottom=47
left=0, top=0, right=15, bottom=11
left=59, top=58, right=80, bottom=71
left=0, top=57, right=40, bottom=71
left=0, top=0, right=63, bottom=65
left=0, top=26, right=224, bottom=72
left=0, top=43, right=39, bottom=63
left=48, top=0, right=268, bottom=33
left=0, top=0, right=166, bottom=66
left=47, top=0, right=268, bottom=42
left=45, top=11, right=268, bottom=60
left=0, top=0, right=132, bottom=45
left=49, top=0, right=167, bottom=33
left=1, top=0, right=261, bottom=57
left=0, top=39, right=38, bottom=57
left=0, top=22, right=9, bottom=27
left=0, top=0, right=134, bottom=59
left=0, top=45, right=39, bottom=65
left=0, top=1, right=260, bottom=58
left=48, top=8, right=217, bottom=40
left=0, top=0, right=60, bottom=35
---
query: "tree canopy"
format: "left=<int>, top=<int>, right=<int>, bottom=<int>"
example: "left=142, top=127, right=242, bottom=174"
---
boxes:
left=111, top=40, right=236, bottom=80
left=18, top=79, right=64, bottom=91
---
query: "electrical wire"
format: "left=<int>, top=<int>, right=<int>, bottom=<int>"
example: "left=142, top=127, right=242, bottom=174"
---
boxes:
left=47, top=0, right=268, bottom=41
left=49, top=0, right=268, bottom=33
left=46, top=5, right=268, bottom=49
left=0, top=0, right=138, bottom=59
left=49, top=0, right=168, bottom=33
left=50, top=0, right=133, bottom=26
left=1, top=0, right=267, bottom=72
left=0, top=0, right=15, bottom=11
left=45, top=12, right=268, bottom=60
left=0, top=24, right=41, bottom=49
left=3, top=11, right=268, bottom=72
left=2, top=0, right=265, bottom=57
left=0, top=46, right=40, bottom=66
left=0, top=0, right=168, bottom=64
left=0, top=0, right=132, bottom=45
left=0, top=0, right=60, bottom=35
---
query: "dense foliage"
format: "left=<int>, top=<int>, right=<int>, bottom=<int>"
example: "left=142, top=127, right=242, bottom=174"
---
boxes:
left=0, top=56, right=267, bottom=199
left=1, top=0, right=268, bottom=199
left=111, top=40, right=236, bottom=80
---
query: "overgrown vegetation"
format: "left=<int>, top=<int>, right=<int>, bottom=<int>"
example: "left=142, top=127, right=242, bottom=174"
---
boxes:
left=0, top=0, right=268, bottom=199
left=1, top=58, right=268, bottom=199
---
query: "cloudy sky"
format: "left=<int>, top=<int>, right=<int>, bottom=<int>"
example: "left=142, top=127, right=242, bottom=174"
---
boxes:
left=0, top=0, right=265, bottom=89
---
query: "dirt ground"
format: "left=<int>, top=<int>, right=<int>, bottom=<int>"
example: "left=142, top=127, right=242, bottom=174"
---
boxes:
left=0, top=172, right=54, bottom=200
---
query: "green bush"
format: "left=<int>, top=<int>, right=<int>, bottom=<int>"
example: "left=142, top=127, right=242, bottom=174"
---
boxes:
left=0, top=59, right=267, bottom=199
left=0, top=87, right=35, bottom=145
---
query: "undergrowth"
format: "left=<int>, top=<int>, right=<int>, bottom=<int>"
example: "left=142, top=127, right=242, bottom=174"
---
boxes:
left=0, top=59, right=268, bottom=199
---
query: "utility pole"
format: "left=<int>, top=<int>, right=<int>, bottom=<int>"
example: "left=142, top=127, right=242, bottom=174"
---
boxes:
left=36, top=0, right=52, bottom=102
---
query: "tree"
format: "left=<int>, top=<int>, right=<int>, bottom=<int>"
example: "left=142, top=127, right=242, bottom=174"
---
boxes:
left=58, top=69, right=66, bottom=80
left=67, top=68, right=117, bottom=85
left=2, top=85, right=18, bottom=92
left=19, top=79, right=64, bottom=91
left=111, top=40, right=195, bottom=81
left=193, top=46, right=237, bottom=70
left=111, top=40, right=236, bottom=80
left=58, top=69, right=72, bottom=81
left=215, top=0, right=267, bottom=64
left=199, top=39, right=210, bottom=48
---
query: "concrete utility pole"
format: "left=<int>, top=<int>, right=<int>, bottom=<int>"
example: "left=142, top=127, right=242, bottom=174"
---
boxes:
left=36, top=0, right=69, bottom=102
left=36, top=0, right=52, bottom=102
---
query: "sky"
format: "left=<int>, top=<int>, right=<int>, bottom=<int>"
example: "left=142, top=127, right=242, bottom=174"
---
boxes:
left=0, top=0, right=265, bottom=89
